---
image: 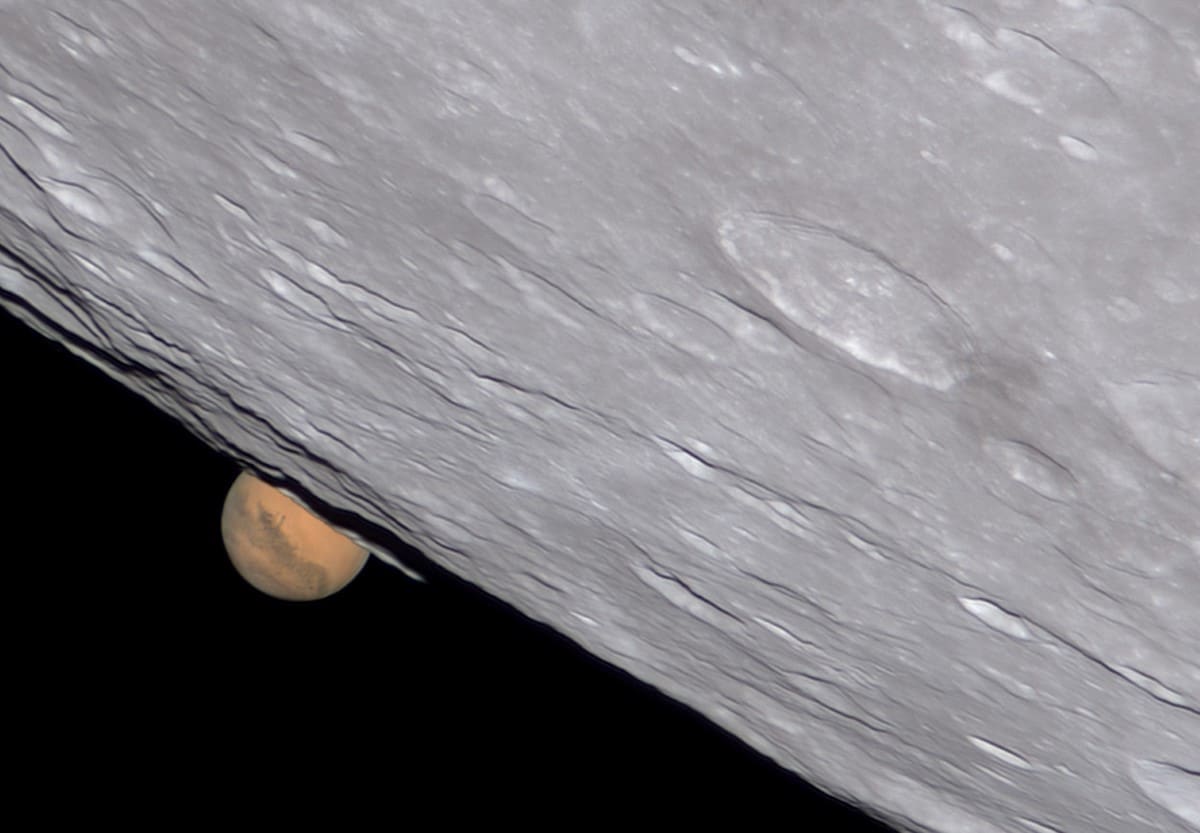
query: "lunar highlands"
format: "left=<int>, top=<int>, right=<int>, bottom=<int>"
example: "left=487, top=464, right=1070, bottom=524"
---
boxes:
left=221, top=472, right=369, bottom=601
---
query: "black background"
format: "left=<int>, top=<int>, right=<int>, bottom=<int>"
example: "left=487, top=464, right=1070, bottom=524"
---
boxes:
left=5, top=302, right=898, bottom=829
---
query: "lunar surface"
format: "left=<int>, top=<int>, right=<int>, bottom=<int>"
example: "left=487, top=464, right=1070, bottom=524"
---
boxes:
left=2, top=2, right=1198, bottom=829
left=221, top=471, right=369, bottom=601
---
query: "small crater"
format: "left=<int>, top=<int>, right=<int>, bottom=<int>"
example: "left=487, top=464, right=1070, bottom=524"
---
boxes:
left=672, top=45, right=703, bottom=67
left=983, top=68, right=1043, bottom=109
left=213, top=192, right=254, bottom=223
left=1058, top=135, right=1099, bottom=161
left=1112, top=664, right=1190, bottom=708
left=658, top=440, right=717, bottom=480
left=464, top=187, right=555, bottom=255
left=1129, top=759, right=1200, bottom=828
left=630, top=562, right=738, bottom=626
left=968, top=735, right=1034, bottom=770
left=44, top=179, right=109, bottom=226
left=959, top=596, right=1035, bottom=640
left=7, top=95, right=72, bottom=141
left=755, top=617, right=817, bottom=651
left=303, top=216, right=348, bottom=248
left=1104, top=377, right=1200, bottom=486
left=282, top=129, right=343, bottom=167
left=982, top=438, right=1079, bottom=502
left=631, top=292, right=732, bottom=363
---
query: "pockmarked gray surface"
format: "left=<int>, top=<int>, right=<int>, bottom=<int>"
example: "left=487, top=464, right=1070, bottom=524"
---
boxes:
left=1, top=2, right=1197, bottom=830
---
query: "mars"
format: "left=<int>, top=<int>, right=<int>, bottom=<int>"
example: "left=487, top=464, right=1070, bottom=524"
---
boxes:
left=220, top=471, right=369, bottom=601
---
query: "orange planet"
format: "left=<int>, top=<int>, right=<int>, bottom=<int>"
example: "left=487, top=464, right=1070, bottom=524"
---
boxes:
left=220, top=471, right=369, bottom=601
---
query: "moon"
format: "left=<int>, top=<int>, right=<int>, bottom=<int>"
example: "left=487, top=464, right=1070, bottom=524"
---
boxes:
left=220, top=471, right=369, bottom=601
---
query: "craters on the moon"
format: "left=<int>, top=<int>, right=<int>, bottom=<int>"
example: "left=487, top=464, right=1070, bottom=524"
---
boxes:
left=1103, top=376, right=1200, bottom=487
left=717, top=210, right=976, bottom=390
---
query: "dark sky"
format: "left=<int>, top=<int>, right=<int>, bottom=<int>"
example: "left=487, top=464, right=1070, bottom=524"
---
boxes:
left=5, top=303, right=898, bottom=828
